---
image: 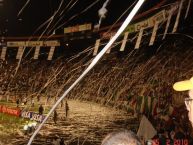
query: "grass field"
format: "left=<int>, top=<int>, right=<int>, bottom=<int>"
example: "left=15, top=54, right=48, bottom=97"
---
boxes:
left=0, top=99, right=51, bottom=143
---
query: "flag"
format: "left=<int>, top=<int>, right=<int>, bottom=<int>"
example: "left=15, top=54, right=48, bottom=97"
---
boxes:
left=149, top=22, right=159, bottom=46
left=172, top=0, right=184, bottom=33
left=16, top=46, right=24, bottom=59
left=93, top=39, right=100, bottom=56
left=47, top=46, right=55, bottom=60
left=0, top=47, right=7, bottom=60
left=106, top=36, right=113, bottom=54
left=162, top=10, right=173, bottom=40
left=120, top=32, right=129, bottom=51
left=185, top=0, right=191, bottom=19
left=135, top=28, right=143, bottom=49
left=137, top=115, right=157, bottom=141
left=34, top=46, right=40, bottom=59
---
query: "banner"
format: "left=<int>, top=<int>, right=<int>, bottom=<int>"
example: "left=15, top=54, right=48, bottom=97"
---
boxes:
left=64, top=23, right=92, bottom=33
left=21, top=111, right=32, bottom=119
left=101, top=31, right=116, bottom=39
left=31, top=113, right=45, bottom=122
left=134, top=10, right=165, bottom=32
left=21, top=111, right=45, bottom=122
left=25, top=41, right=43, bottom=47
left=43, top=40, right=60, bottom=47
left=7, top=41, right=60, bottom=47
left=0, top=105, right=21, bottom=117
left=7, top=41, right=26, bottom=47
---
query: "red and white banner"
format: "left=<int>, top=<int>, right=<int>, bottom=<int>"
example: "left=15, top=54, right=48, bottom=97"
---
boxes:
left=0, top=105, right=21, bottom=117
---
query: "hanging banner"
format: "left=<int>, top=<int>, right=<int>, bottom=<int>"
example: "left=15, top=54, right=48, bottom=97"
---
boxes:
left=26, top=41, right=43, bottom=47
left=134, top=10, right=165, bottom=32
left=101, top=31, right=116, bottom=39
left=64, top=23, right=92, bottom=33
left=135, top=19, right=150, bottom=32
left=124, top=25, right=135, bottom=33
left=7, top=41, right=26, bottom=47
left=43, top=40, right=60, bottom=47
left=79, top=23, right=92, bottom=31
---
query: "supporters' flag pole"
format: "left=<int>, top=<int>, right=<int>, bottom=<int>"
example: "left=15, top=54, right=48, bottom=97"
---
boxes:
left=149, top=21, right=159, bottom=46
left=27, top=1, right=145, bottom=144
left=135, top=28, right=144, bottom=49
left=185, top=0, right=191, bottom=19
left=120, top=32, right=129, bottom=51
left=93, top=39, right=100, bottom=56
left=172, top=0, right=184, bottom=33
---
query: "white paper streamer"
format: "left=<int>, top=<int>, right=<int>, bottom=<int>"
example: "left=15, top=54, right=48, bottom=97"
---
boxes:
left=27, top=1, right=145, bottom=144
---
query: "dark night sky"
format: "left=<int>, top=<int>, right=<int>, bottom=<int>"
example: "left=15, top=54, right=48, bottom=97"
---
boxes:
left=0, top=0, right=179, bottom=36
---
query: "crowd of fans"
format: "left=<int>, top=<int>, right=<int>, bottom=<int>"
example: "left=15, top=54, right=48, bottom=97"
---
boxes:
left=0, top=37, right=193, bottom=144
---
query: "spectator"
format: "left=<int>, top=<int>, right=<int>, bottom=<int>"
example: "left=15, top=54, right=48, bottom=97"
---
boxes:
left=31, top=98, right=35, bottom=107
left=173, top=77, right=193, bottom=127
left=39, top=104, right=44, bottom=115
left=53, top=110, right=58, bottom=124
left=16, top=98, right=19, bottom=107
left=60, top=137, right=65, bottom=145
left=23, top=97, right=27, bottom=105
left=52, top=136, right=60, bottom=145
left=101, top=130, right=142, bottom=145
left=61, top=100, right=63, bottom=108
left=65, top=100, right=69, bottom=118
left=23, top=121, right=29, bottom=135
